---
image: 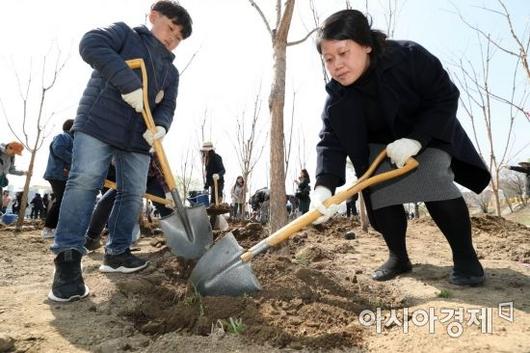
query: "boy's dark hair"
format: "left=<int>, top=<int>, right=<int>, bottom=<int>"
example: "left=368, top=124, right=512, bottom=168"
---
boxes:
left=151, top=1, right=193, bottom=39
left=62, top=119, right=74, bottom=132
left=316, top=9, right=387, bottom=59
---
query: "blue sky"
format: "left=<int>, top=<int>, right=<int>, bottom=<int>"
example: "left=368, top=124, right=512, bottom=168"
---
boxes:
left=0, top=0, right=528, bottom=195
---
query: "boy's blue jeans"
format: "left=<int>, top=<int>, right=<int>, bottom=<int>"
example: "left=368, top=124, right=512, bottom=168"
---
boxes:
left=51, top=132, right=149, bottom=256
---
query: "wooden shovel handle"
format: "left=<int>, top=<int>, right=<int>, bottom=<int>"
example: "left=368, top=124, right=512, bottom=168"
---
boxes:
left=240, top=150, right=418, bottom=262
left=104, top=179, right=173, bottom=206
left=213, top=177, right=219, bottom=206
left=125, top=59, right=177, bottom=191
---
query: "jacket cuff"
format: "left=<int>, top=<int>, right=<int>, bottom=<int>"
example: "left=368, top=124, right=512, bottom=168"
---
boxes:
left=407, top=131, right=431, bottom=149
left=315, top=175, right=340, bottom=194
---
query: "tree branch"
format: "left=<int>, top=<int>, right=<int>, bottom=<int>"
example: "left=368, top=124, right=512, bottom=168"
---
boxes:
left=248, top=0, right=274, bottom=39
left=287, top=27, right=319, bottom=46
left=0, top=98, right=24, bottom=144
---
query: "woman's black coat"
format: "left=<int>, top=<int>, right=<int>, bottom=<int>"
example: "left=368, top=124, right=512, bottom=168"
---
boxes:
left=316, top=40, right=490, bottom=195
left=204, top=152, right=225, bottom=188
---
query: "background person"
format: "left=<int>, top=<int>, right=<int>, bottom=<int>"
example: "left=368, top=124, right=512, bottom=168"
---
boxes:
left=508, top=159, right=530, bottom=199
left=230, top=176, right=246, bottom=219
left=294, top=169, right=311, bottom=214
left=42, top=119, right=74, bottom=239
left=2, top=190, right=11, bottom=214
left=30, top=193, right=44, bottom=219
left=0, top=141, right=27, bottom=196
left=201, top=141, right=225, bottom=205
left=346, top=193, right=358, bottom=218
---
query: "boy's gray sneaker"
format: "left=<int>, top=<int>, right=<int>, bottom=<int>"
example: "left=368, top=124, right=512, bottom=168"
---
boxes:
left=99, top=249, right=149, bottom=273
left=48, top=249, right=89, bottom=302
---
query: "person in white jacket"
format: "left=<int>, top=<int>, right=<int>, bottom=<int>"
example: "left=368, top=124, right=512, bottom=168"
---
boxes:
left=230, top=176, right=246, bottom=220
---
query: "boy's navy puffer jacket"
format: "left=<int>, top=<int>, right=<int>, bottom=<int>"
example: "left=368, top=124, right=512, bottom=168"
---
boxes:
left=73, top=22, right=178, bottom=153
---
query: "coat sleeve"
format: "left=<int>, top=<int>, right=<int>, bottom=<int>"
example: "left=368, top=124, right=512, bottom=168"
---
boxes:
left=215, top=155, right=226, bottom=177
left=8, top=157, right=24, bottom=176
left=509, top=166, right=530, bottom=175
left=315, top=106, right=347, bottom=192
left=79, top=22, right=142, bottom=94
left=407, top=43, right=460, bottom=147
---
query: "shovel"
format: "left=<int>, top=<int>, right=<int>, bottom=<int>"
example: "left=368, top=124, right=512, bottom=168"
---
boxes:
left=104, top=179, right=174, bottom=207
left=189, top=150, right=418, bottom=296
left=126, top=59, right=212, bottom=259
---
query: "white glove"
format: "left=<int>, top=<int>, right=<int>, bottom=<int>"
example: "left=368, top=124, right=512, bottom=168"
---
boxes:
left=143, top=126, right=166, bottom=146
left=386, top=138, right=421, bottom=168
left=309, top=186, right=339, bottom=225
left=212, top=173, right=220, bottom=181
left=121, top=88, right=143, bottom=113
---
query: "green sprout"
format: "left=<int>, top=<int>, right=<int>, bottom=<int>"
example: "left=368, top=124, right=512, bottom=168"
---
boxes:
left=437, top=289, right=452, bottom=298
left=220, top=317, right=246, bottom=335
left=185, top=282, right=205, bottom=316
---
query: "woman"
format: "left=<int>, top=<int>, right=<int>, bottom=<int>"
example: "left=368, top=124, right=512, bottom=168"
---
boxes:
left=311, top=10, right=490, bottom=286
left=295, top=169, right=311, bottom=214
left=230, top=176, right=246, bottom=219
left=201, top=141, right=225, bottom=204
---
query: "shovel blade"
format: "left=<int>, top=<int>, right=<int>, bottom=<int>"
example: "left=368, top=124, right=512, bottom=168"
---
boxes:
left=189, top=233, right=262, bottom=296
left=160, top=205, right=212, bottom=259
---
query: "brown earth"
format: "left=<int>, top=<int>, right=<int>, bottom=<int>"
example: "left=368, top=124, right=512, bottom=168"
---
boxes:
left=0, top=213, right=529, bottom=353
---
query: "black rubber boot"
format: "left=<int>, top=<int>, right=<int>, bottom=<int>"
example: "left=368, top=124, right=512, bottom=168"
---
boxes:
left=450, top=258, right=485, bottom=286
left=372, top=254, right=412, bottom=281
left=48, top=249, right=89, bottom=302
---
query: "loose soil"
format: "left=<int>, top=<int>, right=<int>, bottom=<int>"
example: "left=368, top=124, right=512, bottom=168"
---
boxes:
left=0, top=212, right=529, bottom=353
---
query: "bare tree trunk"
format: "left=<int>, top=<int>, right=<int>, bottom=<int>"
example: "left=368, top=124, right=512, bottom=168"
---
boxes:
left=502, top=190, right=514, bottom=213
left=17, top=135, right=41, bottom=230
left=454, top=34, right=523, bottom=217
left=284, top=91, right=296, bottom=180
left=0, top=50, right=67, bottom=231
left=250, top=0, right=318, bottom=232
left=269, top=37, right=290, bottom=231
left=176, top=145, right=196, bottom=202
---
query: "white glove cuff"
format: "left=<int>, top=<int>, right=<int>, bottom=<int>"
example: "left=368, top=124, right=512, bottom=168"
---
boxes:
left=315, top=200, right=338, bottom=217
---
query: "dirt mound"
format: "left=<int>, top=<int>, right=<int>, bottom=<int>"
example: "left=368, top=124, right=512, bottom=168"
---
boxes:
left=2, top=215, right=530, bottom=352
left=112, top=218, right=398, bottom=351
left=471, top=214, right=529, bottom=235
left=115, top=248, right=367, bottom=350
left=470, top=215, right=530, bottom=263
left=410, top=214, right=530, bottom=263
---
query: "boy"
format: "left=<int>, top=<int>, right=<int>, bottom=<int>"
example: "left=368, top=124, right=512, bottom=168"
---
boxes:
left=48, top=1, right=192, bottom=302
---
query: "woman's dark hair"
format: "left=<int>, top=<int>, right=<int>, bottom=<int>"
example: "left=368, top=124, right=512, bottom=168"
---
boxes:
left=62, top=119, right=74, bottom=132
left=152, top=1, right=193, bottom=39
left=300, top=169, right=310, bottom=183
left=202, top=149, right=214, bottom=165
left=316, top=9, right=387, bottom=59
